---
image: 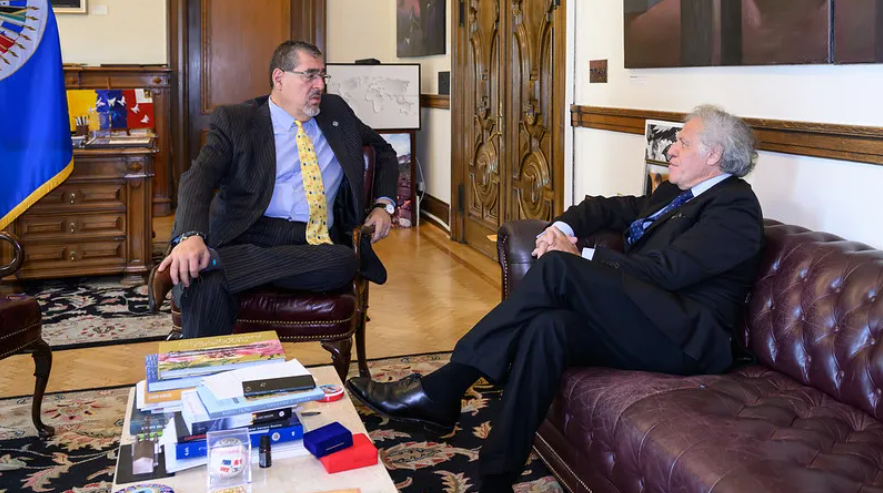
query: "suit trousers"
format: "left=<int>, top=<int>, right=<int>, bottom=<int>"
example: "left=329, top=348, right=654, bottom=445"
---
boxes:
left=450, top=251, right=700, bottom=477
left=174, top=217, right=359, bottom=338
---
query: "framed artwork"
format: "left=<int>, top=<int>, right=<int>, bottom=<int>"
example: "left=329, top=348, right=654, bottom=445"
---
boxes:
left=380, top=132, right=417, bottom=228
left=397, top=0, right=446, bottom=57
left=325, top=63, right=421, bottom=131
left=51, top=0, right=87, bottom=14
left=624, top=0, right=830, bottom=67
left=643, top=119, right=682, bottom=195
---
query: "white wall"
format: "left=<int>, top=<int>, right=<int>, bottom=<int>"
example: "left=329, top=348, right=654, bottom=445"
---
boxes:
left=55, top=0, right=167, bottom=65
left=572, top=2, right=883, bottom=248
left=326, top=0, right=452, bottom=205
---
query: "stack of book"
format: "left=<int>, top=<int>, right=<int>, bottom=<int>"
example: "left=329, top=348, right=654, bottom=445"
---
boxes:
left=130, top=331, right=286, bottom=438
left=138, top=334, right=326, bottom=473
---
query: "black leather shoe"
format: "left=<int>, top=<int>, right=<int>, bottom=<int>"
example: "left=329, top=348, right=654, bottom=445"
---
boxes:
left=347, top=374, right=459, bottom=433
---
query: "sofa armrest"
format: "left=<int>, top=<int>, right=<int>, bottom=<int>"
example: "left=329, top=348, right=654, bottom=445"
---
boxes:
left=0, top=231, right=24, bottom=279
left=498, top=220, right=549, bottom=299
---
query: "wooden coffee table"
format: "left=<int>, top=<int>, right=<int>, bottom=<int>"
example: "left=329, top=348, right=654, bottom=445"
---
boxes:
left=112, top=365, right=397, bottom=493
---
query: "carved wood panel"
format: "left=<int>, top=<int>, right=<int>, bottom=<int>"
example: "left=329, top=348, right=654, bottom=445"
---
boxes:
left=453, top=0, right=565, bottom=258
left=508, top=0, right=558, bottom=221
left=465, top=0, right=504, bottom=241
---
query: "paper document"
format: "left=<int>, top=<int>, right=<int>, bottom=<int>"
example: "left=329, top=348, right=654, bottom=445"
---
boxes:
left=201, top=358, right=313, bottom=400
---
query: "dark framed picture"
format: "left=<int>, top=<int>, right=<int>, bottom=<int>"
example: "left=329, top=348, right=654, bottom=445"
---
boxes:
left=643, top=119, right=682, bottom=195
left=51, top=0, right=87, bottom=14
left=397, top=0, right=446, bottom=57
left=644, top=119, right=682, bottom=165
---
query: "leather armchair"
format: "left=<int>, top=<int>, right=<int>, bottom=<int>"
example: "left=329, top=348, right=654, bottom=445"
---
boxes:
left=0, top=231, right=54, bottom=438
left=152, top=146, right=380, bottom=381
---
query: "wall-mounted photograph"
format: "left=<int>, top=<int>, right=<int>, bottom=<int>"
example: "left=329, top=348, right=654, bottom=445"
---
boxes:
left=625, top=0, right=833, bottom=67
left=645, top=119, right=682, bottom=165
left=397, top=0, right=446, bottom=57
left=381, top=133, right=416, bottom=228
left=643, top=119, right=682, bottom=195
left=50, top=0, right=87, bottom=14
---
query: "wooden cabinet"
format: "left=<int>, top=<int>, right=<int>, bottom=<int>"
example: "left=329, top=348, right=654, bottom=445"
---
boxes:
left=4, top=147, right=156, bottom=285
left=64, top=66, right=173, bottom=217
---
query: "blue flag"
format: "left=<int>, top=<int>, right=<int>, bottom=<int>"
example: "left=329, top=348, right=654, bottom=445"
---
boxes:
left=0, top=0, right=73, bottom=230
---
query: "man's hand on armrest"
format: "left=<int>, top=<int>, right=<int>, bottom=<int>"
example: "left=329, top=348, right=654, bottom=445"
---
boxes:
left=363, top=197, right=394, bottom=244
left=532, top=225, right=579, bottom=258
left=157, top=235, right=211, bottom=288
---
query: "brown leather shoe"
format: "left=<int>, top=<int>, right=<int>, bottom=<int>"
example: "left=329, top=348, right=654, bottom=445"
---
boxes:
left=147, top=265, right=173, bottom=313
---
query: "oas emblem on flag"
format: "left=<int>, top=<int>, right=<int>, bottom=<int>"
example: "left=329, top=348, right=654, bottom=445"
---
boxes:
left=0, top=0, right=46, bottom=81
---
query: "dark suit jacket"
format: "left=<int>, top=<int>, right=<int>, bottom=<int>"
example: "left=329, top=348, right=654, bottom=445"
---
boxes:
left=172, top=94, right=398, bottom=282
left=555, top=177, right=764, bottom=372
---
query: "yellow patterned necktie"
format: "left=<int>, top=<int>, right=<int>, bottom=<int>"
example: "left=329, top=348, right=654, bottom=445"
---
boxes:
left=294, top=120, right=332, bottom=245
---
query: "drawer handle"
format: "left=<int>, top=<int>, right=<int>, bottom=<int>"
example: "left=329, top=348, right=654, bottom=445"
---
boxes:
left=69, top=193, right=77, bottom=205
left=69, top=251, right=77, bottom=261
left=69, top=223, right=76, bottom=233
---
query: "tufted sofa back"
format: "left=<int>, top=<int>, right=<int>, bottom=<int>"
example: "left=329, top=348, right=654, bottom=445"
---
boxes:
left=741, top=219, right=883, bottom=420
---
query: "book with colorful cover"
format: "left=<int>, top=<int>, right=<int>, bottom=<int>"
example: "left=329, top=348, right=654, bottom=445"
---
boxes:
left=157, top=331, right=285, bottom=380
left=146, top=354, right=206, bottom=392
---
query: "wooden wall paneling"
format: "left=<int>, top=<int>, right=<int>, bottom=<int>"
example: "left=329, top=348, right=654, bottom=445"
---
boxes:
left=181, top=0, right=326, bottom=178
left=570, top=105, right=883, bottom=166
left=420, top=193, right=451, bottom=229
left=420, top=94, right=450, bottom=109
left=292, top=0, right=327, bottom=53
left=64, top=67, right=173, bottom=217
left=450, top=0, right=466, bottom=241
left=168, top=0, right=188, bottom=207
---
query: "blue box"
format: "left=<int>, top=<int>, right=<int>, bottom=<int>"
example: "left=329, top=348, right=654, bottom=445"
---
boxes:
left=303, top=422, right=353, bottom=458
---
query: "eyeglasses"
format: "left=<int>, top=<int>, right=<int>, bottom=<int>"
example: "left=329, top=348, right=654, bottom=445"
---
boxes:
left=285, top=70, right=332, bottom=83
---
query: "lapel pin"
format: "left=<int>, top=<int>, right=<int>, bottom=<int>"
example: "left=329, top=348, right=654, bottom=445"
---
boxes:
left=332, top=121, right=339, bottom=127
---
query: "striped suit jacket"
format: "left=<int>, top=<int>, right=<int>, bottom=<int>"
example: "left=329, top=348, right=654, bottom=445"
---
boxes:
left=172, top=94, right=399, bottom=282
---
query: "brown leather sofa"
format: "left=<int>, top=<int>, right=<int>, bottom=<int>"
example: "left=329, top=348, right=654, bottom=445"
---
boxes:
left=497, top=219, right=883, bottom=493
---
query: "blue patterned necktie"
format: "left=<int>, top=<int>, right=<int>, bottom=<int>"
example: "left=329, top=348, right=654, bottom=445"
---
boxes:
left=627, top=189, right=694, bottom=245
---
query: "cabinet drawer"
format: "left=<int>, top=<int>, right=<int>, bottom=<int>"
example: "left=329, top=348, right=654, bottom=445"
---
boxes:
left=18, top=213, right=126, bottom=240
left=27, top=182, right=126, bottom=214
left=20, top=239, right=126, bottom=277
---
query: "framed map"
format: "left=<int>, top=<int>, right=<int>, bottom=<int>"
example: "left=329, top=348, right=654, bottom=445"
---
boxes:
left=325, top=64, right=421, bottom=131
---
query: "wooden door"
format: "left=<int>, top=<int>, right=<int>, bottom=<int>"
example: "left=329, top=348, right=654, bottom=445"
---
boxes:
left=452, top=0, right=565, bottom=259
left=171, top=0, right=326, bottom=182
left=458, top=0, right=506, bottom=259
left=507, top=0, right=564, bottom=222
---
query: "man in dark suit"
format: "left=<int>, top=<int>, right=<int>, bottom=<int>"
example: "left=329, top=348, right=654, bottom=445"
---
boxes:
left=348, top=105, right=765, bottom=493
left=149, top=40, right=398, bottom=339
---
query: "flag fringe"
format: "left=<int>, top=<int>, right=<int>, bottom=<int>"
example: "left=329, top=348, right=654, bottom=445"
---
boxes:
left=0, top=158, right=74, bottom=231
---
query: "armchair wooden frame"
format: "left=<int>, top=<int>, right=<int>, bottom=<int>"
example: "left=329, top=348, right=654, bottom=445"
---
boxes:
left=0, top=231, right=54, bottom=438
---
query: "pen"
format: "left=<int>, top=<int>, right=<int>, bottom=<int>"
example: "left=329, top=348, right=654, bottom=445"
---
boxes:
left=299, top=411, right=321, bottom=416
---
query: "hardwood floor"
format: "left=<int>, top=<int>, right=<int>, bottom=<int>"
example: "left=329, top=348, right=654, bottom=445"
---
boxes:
left=0, top=222, right=501, bottom=397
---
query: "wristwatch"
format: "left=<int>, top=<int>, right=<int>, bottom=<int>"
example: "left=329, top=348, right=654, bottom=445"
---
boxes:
left=174, top=231, right=206, bottom=245
left=372, top=202, right=395, bottom=215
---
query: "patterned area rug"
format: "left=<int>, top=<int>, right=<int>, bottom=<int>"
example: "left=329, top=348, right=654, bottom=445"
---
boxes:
left=0, top=353, right=563, bottom=493
left=21, top=277, right=172, bottom=350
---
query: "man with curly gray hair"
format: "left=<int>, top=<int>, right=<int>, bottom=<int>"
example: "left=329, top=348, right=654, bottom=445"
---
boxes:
left=348, top=105, right=764, bottom=493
